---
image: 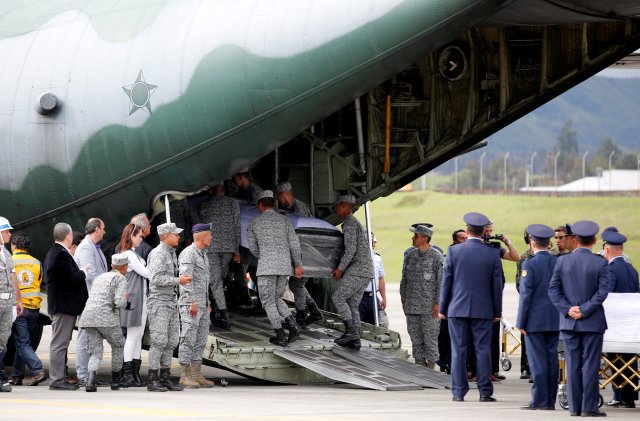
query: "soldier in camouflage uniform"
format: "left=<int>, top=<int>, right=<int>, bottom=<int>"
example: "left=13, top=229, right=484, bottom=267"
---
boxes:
left=331, top=195, right=374, bottom=350
left=78, top=254, right=128, bottom=392
left=0, top=218, right=23, bottom=393
left=177, top=223, right=215, bottom=389
left=231, top=168, right=263, bottom=205
left=200, top=184, right=240, bottom=329
left=275, top=182, right=323, bottom=329
left=146, top=223, right=192, bottom=392
left=247, top=190, right=304, bottom=347
left=400, top=224, right=443, bottom=368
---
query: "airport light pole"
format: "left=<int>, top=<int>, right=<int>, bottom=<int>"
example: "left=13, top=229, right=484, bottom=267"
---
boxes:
left=637, top=153, right=640, bottom=195
left=479, top=151, right=486, bottom=191
left=609, top=151, right=615, bottom=192
left=454, top=157, right=458, bottom=192
left=553, top=151, right=560, bottom=190
left=582, top=151, right=589, bottom=193
left=529, top=151, right=537, bottom=187
left=503, top=152, right=510, bottom=193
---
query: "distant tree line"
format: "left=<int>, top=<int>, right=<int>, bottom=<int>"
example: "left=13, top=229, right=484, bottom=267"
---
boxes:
left=433, top=120, right=640, bottom=191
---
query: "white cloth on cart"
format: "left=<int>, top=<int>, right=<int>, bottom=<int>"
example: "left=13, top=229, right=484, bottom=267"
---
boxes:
left=602, top=292, right=640, bottom=353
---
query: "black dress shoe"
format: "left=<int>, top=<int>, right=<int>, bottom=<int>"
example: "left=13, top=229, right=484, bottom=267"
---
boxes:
left=494, top=373, right=506, bottom=380
left=581, top=411, right=607, bottom=417
left=619, top=402, right=635, bottom=408
left=539, top=406, right=555, bottom=410
left=520, top=404, right=537, bottom=410
left=479, top=396, right=497, bottom=402
left=520, top=370, right=530, bottom=379
left=49, top=380, right=79, bottom=391
left=452, top=396, right=464, bottom=402
left=570, top=413, right=581, bottom=417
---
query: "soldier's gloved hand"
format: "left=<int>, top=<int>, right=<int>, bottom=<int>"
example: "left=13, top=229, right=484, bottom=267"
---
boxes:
left=294, top=266, right=304, bottom=278
left=331, top=269, right=343, bottom=280
left=179, top=275, right=193, bottom=285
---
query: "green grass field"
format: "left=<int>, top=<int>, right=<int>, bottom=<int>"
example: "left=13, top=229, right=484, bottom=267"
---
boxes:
left=354, top=191, right=640, bottom=283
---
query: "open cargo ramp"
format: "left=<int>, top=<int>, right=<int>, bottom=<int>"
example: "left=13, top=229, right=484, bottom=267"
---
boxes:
left=332, top=347, right=460, bottom=390
left=273, top=348, right=420, bottom=391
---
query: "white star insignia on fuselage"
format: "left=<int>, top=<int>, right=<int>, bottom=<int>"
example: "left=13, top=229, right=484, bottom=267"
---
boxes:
left=122, top=70, right=158, bottom=116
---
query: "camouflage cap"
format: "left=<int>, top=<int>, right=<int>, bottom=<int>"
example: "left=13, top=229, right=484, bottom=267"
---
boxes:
left=258, top=190, right=274, bottom=200
left=111, top=253, right=129, bottom=266
left=335, top=194, right=356, bottom=205
left=410, top=224, right=433, bottom=238
left=275, top=182, right=292, bottom=193
left=157, top=222, right=183, bottom=235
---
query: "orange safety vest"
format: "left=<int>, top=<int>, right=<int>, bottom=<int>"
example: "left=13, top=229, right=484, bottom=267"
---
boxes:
left=12, top=250, right=42, bottom=310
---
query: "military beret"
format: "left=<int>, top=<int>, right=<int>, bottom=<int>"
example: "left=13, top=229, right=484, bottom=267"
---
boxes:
left=192, top=223, right=211, bottom=233
left=258, top=190, right=274, bottom=200
left=602, top=230, right=626, bottom=245
left=525, top=224, right=555, bottom=241
left=335, top=194, right=356, bottom=205
left=157, top=222, right=183, bottom=235
left=603, top=226, right=619, bottom=233
left=463, top=212, right=491, bottom=229
left=571, top=220, right=599, bottom=238
left=411, top=222, right=434, bottom=228
left=410, top=224, right=433, bottom=238
left=275, top=182, right=292, bottom=193
left=111, top=253, right=129, bottom=266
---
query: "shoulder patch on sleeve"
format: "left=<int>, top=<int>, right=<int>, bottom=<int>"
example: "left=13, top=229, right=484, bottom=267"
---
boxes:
left=520, top=269, right=527, bottom=278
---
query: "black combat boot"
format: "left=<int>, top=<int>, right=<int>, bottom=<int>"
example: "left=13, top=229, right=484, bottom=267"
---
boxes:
left=347, top=338, right=361, bottom=350
left=111, top=370, right=124, bottom=390
left=121, top=361, right=134, bottom=387
left=284, top=316, right=300, bottom=343
left=295, top=309, right=308, bottom=330
left=146, top=369, right=168, bottom=392
left=85, top=371, right=97, bottom=392
left=306, top=301, right=324, bottom=325
left=335, top=319, right=359, bottom=346
left=219, top=309, right=231, bottom=330
left=160, top=368, right=184, bottom=391
left=131, top=359, right=144, bottom=387
left=269, top=328, right=288, bottom=347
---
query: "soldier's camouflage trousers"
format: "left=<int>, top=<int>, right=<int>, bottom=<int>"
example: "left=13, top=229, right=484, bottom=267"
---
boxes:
left=85, top=326, right=125, bottom=372
left=208, top=252, right=234, bottom=311
left=178, top=305, right=210, bottom=365
left=406, top=313, right=440, bottom=362
left=258, top=275, right=291, bottom=329
left=148, top=303, right=179, bottom=370
left=331, top=275, right=370, bottom=331
left=288, top=277, right=316, bottom=311
left=0, top=303, right=13, bottom=352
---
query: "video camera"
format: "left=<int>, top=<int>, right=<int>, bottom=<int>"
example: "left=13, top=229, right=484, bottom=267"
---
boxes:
left=482, top=233, right=504, bottom=249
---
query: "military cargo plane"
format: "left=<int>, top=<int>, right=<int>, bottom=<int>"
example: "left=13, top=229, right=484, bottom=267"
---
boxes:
left=1, top=0, right=640, bottom=387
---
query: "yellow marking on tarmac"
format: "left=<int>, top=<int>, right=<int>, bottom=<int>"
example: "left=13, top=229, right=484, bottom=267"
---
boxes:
left=2, top=399, right=354, bottom=421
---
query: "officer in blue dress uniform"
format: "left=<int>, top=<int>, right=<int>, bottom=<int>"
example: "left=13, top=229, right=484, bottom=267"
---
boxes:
left=440, top=212, right=503, bottom=402
left=602, top=229, right=639, bottom=409
left=548, top=220, right=609, bottom=417
left=516, top=224, right=559, bottom=410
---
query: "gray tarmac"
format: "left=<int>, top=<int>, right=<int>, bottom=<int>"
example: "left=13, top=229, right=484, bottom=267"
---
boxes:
left=2, top=284, right=637, bottom=420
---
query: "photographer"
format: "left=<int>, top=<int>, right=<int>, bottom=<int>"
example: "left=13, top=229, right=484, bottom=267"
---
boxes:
left=483, top=226, right=519, bottom=262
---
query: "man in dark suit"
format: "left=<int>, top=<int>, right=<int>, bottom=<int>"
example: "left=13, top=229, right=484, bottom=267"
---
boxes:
left=548, top=220, right=609, bottom=417
left=44, top=222, right=89, bottom=390
left=516, top=224, right=559, bottom=410
left=440, top=212, right=503, bottom=402
left=602, top=229, right=639, bottom=409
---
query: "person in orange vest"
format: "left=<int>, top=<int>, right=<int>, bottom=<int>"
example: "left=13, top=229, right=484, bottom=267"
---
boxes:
left=8, top=231, right=48, bottom=386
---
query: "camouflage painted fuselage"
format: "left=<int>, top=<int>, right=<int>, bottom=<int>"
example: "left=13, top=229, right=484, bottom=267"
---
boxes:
left=0, top=0, right=507, bottom=253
